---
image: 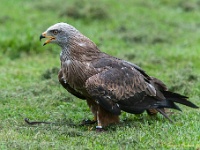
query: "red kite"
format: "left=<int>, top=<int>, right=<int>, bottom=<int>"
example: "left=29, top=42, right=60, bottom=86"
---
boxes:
left=40, top=23, right=198, bottom=130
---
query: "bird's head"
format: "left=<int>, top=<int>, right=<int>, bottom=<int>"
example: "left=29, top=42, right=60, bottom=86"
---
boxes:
left=40, top=22, right=79, bottom=46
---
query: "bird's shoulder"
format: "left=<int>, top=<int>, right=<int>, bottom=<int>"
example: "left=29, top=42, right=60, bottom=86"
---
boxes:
left=91, top=53, right=150, bottom=80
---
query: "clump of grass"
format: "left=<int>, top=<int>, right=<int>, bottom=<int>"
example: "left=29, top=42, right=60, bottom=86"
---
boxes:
left=178, top=1, right=199, bottom=12
left=41, top=67, right=60, bottom=80
left=151, top=36, right=169, bottom=44
left=117, top=26, right=170, bottom=45
left=1, top=36, right=41, bottom=59
left=117, top=26, right=147, bottom=44
left=59, top=0, right=108, bottom=20
left=0, top=15, right=12, bottom=23
left=120, top=32, right=170, bottom=45
left=124, top=53, right=136, bottom=61
left=122, top=34, right=147, bottom=44
left=1, top=23, right=46, bottom=59
left=168, top=68, right=199, bottom=95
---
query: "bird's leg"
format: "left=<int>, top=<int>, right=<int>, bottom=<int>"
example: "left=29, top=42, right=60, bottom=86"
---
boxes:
left=96, top=105, right=119, bottom=132
left=81, top=99, right=98, bottom=126
left=85, top=99, right=119, bottom=131
left=96, top=110, right=104, bottom=132
left=146, top=109, right=158, bottom=116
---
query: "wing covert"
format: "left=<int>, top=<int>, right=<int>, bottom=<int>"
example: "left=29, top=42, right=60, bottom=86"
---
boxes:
left=85, top=66, right=158, bottom=115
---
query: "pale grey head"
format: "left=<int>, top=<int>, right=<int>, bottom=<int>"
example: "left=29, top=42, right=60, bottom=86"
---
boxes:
left=40, top=22, right=80, bottom=47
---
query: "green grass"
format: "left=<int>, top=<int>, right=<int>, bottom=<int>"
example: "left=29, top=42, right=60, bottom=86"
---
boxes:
left=0, top=0, right=200, bottom=149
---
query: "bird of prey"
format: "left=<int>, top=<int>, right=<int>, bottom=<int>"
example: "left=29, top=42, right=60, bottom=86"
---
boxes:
left=40, top=22, right=198, bottom=130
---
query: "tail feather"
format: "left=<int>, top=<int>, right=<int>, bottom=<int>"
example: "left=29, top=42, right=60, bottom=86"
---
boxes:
left=156, top=108, right=173, bottom=123
left=163, top=91, right=199, bottom=108
left=164, top=101, right=182, bottom=111
left=163, top=91, right=188, bottom=99
left=154, top=99, right=182, bottom=111
left=154, top=91, right=198, bottom=121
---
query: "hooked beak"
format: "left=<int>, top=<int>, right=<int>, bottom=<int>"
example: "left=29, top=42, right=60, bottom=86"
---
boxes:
left=40, top=32, right=55, bottom=46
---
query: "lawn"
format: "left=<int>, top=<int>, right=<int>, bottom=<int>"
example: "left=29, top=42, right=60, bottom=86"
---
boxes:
left=0, top=0, right=200, bottom=149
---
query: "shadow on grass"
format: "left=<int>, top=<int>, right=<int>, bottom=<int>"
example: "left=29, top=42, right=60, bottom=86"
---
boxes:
left=23, top=118, right=84, bottom=137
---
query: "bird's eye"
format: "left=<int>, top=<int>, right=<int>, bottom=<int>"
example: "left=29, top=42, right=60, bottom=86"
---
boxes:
left=52, top=30, right=58, bottom=35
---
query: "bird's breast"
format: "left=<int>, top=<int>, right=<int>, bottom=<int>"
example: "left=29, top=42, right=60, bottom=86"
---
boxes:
left=61, top=59, right=97, bottom=92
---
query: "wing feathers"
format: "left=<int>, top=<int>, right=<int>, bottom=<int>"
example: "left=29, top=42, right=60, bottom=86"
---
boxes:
left=85, top=57, right=198, bottom=118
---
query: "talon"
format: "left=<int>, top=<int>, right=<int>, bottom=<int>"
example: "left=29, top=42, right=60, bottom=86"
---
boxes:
left=88, top=126, right=94, bottom=131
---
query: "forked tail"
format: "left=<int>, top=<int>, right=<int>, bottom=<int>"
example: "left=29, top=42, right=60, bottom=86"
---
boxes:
left=156, top=91, right=198, bottom=122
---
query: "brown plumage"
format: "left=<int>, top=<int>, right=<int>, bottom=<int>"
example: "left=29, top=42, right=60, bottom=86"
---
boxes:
left=40, top=22, right=198, bottom=129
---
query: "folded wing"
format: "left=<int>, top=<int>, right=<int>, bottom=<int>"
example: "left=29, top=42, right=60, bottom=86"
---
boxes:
left=85, top=58, right=163, bottom=115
